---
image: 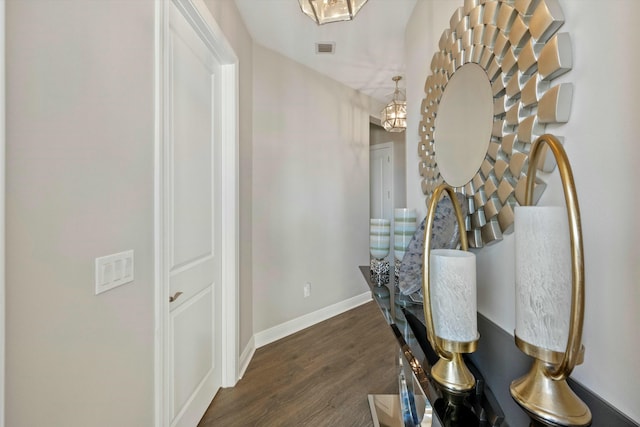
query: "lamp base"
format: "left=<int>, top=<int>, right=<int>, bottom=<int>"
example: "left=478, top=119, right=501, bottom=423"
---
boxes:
left=510, top=359, right=591, bottom=427
left=431, top=352, right=476, bottom=393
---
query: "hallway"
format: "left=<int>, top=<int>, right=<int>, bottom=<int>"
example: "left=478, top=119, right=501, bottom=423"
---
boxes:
left=199, top=302, right=397, bottom=426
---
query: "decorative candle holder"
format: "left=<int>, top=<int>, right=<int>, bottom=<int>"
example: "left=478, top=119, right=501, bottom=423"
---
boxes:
left=422, top=184, right=479, bottom=393
left=394, top=208, right=417, bottom=289
left=510, top=134, right=591, bottom=427
left=370, top=219, right=390, bottom=292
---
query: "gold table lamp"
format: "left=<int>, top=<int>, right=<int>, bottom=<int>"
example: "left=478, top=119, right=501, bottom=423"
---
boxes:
left=510, top=134, right=592, bottom=426
left=421, top=184, right=479, bottom=393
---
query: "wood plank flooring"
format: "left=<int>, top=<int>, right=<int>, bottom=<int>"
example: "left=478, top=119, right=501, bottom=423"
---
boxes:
left=198, top=301, right=399, bottom=427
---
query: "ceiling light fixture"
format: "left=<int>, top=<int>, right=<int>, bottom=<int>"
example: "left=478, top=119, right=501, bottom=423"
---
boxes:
left=381, top=76, right=407, bottom=133
left=298, top=0, right=369, bottom=25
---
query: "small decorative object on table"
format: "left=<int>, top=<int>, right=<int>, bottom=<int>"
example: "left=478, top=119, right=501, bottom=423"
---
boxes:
left=393, top=208, right=416, bottom=290
left=369, top=218, right=390, bottom=295
left=397, top=194, right=468, bottom=301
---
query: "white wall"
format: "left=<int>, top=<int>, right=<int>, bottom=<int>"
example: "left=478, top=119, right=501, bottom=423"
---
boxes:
left=6, top=1, right=155, bottom=425
left=405, top=1, right=455, bottom=220
left=252, top=44, right=371, bottom=332
left=405, top=0, right=640, bottom=422
left=370, top=123, right=404, bottom=147
left=5, top=0, right=260, bottom=424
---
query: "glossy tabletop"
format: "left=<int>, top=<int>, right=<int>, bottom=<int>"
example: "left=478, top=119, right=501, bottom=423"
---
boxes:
left=360, top=266, right=505, bottom=427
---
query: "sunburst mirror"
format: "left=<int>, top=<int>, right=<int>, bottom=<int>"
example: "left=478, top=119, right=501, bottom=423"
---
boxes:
left=419, top=0, right=573, bottom=247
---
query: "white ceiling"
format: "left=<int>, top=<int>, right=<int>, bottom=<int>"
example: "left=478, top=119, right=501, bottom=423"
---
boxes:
left=233, top=0, right=417, bottom=103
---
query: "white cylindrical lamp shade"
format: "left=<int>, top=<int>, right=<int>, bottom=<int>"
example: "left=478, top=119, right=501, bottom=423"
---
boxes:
left=429, top=249, right=478, bottom=342
left=370, top=219, right=390, bottom=259
left=515, top=206, right=571, bottom=352
left=394, top=208, right=417, bottom=261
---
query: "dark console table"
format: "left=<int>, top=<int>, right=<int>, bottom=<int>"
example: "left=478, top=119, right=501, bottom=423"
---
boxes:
left=360, top=266, right=505, bottom=427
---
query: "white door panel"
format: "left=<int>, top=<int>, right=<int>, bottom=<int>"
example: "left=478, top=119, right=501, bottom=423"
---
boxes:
left=170, top=286, right=214, bottom=421
left=165, top=3, right=222, bottom=426
left=169, top=256, right=215, bottom=309
left=170, top=5, right=215, bottom=269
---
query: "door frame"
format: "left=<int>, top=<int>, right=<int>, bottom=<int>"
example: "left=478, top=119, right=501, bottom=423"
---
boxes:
left=154, top=1, right=239, bottom=425
left=0, top=2, right=5, bottom=426
left=370, top=142, right=394, bottom=266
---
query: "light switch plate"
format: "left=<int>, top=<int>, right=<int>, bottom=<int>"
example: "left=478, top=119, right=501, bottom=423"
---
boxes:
left=95, top=250, right=134, bottom=295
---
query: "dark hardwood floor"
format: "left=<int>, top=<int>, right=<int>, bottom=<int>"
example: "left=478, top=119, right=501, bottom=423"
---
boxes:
left=198, top=301, right=399, bottom=427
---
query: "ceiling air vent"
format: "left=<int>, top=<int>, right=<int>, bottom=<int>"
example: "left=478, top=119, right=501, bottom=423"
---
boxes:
left=315, top=42, right=335, bottom=54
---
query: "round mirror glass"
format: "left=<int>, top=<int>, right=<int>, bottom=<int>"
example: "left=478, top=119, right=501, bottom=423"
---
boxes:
left=434, top=63, right=493, bottom=187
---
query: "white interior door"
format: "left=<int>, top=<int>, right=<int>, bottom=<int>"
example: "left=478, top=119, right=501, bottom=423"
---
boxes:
left=164, top=3, right=222, bottom=426
left=370, top=143, right=393, bottom=221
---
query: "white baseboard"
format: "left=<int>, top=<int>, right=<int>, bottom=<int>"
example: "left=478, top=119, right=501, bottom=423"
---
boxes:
left=237, top=335, right=255, bottom=380
left=253, top=291, right=372, bottom=349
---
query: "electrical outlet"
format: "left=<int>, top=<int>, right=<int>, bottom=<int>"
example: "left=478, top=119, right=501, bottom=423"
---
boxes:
left=303, top=282, right=311, bottom=298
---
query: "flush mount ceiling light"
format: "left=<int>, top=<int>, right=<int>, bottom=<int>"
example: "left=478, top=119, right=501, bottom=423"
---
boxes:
left=381, top=76, right=407, bottom=133
left=298, top=0, right=369, bottom=25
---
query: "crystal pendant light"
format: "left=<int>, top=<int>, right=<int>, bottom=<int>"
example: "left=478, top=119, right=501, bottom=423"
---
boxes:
left=381, top=76, right=407, bottom=133
left=298, top=0, right=369, bottom=25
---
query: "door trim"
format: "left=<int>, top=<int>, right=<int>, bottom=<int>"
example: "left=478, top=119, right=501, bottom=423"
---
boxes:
left=0, top=3, right=5, bottom=426
left=154, top=1, right=239, bottom=425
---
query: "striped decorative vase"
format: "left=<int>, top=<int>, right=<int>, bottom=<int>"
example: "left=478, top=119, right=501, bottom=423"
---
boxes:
left=369, top=218, right=390, bottom=286
left=393, top=208, right=417, bottom=287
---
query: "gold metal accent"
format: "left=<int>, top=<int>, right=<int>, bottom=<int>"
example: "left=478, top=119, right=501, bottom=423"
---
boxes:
left=511, top=360, right=592, bottom=427
left=422, top=183, right=479, bottom=393
left=510, top=134, right=592, bottom=426
left=437, top=336, right=478, bottom=354
left=515, top=335, right=584, bottom=366
left=169, top=291, right=183, bottom=303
